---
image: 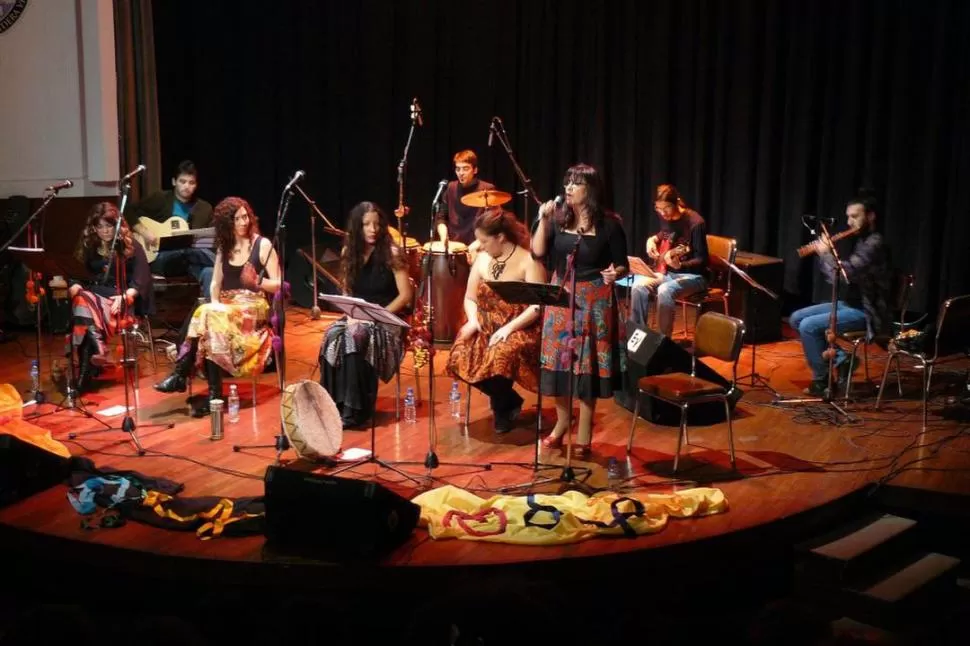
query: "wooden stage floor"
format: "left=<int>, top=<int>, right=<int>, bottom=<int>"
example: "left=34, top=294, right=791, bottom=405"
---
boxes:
left=2, top=306, right=969, bottom=574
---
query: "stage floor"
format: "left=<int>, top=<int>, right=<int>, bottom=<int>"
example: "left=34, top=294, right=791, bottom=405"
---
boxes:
left=2, top=306, right=969, bottom=571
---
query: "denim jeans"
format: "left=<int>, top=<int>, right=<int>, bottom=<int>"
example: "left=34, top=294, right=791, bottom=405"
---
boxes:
left=789, top=301, right=868, bottom=381
left=630, top=272, right=707, bottom=337
left=150, top=248, right=216, bottom=300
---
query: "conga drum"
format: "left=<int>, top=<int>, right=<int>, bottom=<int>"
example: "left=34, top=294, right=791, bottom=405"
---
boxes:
left=389, top=226, right=423, bottom=283
left=420, top=241, right=470, bottom=343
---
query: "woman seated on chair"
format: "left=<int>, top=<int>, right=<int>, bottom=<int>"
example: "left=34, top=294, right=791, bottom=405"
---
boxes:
left=68, top=202, right=154, bottom=392
left=154, top=197, right=282, bottom=416
left=446, top=209, right=545, bottom=432
left=319, top=201, right=413, bottom=429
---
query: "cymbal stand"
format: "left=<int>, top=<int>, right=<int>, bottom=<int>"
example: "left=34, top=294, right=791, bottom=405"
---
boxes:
left=291, top=182, right=344, bottom=320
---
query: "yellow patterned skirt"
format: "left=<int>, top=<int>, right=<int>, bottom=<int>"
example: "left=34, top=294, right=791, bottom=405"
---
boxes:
left=186, top=290, right=273, bottom=378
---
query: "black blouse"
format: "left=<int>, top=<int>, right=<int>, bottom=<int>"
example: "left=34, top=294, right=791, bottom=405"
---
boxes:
left=536, top=213, right=628, bottom=282
left=350, top=252, right=400, bottom=307
left=222, top=235, right=267, bottom=292
left=79, top=240, right=154, bottom=316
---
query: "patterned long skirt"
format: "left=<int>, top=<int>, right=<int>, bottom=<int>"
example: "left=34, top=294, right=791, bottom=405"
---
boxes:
left=539, top=276, right=625, bottom=399
left=183, top=290, right=273, bottom=377
left=71, top=287, right=133, bottom=365
left=446, top=281, right=540, bottom=392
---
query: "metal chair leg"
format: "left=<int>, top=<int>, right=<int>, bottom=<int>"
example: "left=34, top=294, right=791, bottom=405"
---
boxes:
left=894, top=355, right=903, bottom=396
left=682, top=303, right=689, bottom=338
left=396, top=370, right=401, bottom=421
left=465, top=382, right=471, bottom=431
left=863, top=340, right=870, bottom=382
left=627, top=391, right=641, bottom=452
left=875, top=350, right=895, bottom=409
left=922, top=361, right=934, bottom=431
left=844, top=342, right=859, bottom=402
left=723, top=396, right=736, bottom=469
left=673, top=405, right=688, bottom=473
left=144, top=317, right=157, bottom=371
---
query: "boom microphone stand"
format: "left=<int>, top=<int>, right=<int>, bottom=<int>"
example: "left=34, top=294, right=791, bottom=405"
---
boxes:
left=394, top=98, right=422, bottom=255
left=775, top=220, right=858, bottom=424
left=291, top=181, right=344, bottom=319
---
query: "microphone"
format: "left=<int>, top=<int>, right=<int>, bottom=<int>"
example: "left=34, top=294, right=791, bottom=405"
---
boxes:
left=432, top=179, right=447, bottom=207
left=119, top=164, right=146, bottom=183
left=284, top=170, right=305, bottom=192
left=554, top=195, right=564, bottom=208
left=411, top=98, right=423, bottom=127
left=488, top=121, right=494, bottom=147
left=45, top=179, right=73, bottom=192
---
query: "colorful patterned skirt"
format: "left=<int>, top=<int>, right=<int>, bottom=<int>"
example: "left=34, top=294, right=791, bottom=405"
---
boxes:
left=447, top=281, right=540, bottom=391
left=319, top=319, right=404, bottom=384
left=539, top=276, right=625, bottom=399
left=184, top=290, right=273, bottom=378
left=71, top=287, right=134, bottom=365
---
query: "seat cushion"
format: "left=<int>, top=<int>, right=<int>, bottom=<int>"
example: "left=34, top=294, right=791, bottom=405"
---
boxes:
left=638, top=373, right=726, bottom=400
left=676, top=288, right=725, bottom=305
left=840, top=330, right=867, bottom=341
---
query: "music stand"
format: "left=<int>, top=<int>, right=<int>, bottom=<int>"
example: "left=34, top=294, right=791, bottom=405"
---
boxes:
left=315, top=294, right=431, bottom=486
left=9, top=247, right=107, bottom=422
left=479, top=280, right=591, bottom=487
left=712, top=256, right=782, bottom=396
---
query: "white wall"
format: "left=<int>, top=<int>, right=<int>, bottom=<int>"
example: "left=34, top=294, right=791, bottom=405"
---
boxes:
left=0, top=0, right=120, bottom=199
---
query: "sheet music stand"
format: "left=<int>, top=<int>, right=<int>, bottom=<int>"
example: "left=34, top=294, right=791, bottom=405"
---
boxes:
left=8, top=247, right=106, bottom=423
left=484, top=280, right=592, bottom=486
left=315, top=294, right=430, bottom=486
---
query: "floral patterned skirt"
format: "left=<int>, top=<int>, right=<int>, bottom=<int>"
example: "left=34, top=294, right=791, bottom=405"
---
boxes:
left=185, top=290, right=273, bottom=378
left=447, top=282, right=541, bottom=392
left=539, top=276, right=625, bottom=399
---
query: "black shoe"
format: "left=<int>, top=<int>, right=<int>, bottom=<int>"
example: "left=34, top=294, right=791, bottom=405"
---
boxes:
left=836, top=360, right=857, bottom=390
left=76, top=336, right=98, bottom=393
left=154, top=340, right=197, bottom=393
left=494, top=402, right=523, bottom=434
left=802, top=380, right=828, bottom=397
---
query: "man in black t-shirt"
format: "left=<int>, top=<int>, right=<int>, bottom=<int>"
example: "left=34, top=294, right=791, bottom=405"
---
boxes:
left=630, top=184, right=709, bottom=337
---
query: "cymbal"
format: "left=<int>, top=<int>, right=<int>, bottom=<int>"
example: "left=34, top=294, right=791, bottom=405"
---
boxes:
left=388, top=226, right=420, bottom=248
left=459, top=189, right=512, bottom=208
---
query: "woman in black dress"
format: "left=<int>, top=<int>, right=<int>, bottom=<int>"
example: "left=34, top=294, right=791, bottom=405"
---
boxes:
left=319, top=202, right=414, bottom=428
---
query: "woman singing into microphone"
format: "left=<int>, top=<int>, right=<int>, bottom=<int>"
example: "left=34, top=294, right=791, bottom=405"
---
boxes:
left=532, top=164, right=628, bottom=457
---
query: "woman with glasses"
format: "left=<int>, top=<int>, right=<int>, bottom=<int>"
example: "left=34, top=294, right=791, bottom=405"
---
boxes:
left=531, top=164, right=628, bottom=457
left=67, top=202, right=154, bottom=392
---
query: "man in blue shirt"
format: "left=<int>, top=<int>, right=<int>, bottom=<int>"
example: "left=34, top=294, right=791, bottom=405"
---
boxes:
left=126, top=160, right=215, bottom=298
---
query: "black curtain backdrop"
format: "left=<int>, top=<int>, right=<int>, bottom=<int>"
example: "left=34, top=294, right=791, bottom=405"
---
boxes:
left=152, top=0, right=970, bottom=315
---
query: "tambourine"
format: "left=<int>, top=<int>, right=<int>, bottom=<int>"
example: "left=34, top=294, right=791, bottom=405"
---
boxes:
left=280, top=380, right=342, bottom=461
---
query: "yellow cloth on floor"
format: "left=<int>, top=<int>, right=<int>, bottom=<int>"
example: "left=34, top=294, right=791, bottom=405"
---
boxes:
left=0, top=383, right=71, bottom=459
left=412, top=484, right=727, bottom=545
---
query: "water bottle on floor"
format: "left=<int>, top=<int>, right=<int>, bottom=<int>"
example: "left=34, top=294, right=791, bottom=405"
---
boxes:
left=29, top=360, right=40, bottom=395
left=404, top=387, right=416, bottom=424
left=607, top=457, right=622, bottom=491
left=227, top=384, right=240, bottom=423
left=449, top=381, right=462, bottom=420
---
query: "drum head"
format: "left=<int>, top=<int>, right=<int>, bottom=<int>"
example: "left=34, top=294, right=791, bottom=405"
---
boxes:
left=422, top=240, right=468, bottom=253
left=280, top=380, right=342, bottom=460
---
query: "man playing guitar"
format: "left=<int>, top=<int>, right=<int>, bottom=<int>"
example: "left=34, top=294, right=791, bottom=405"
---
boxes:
left=629, top=184, right=709, bottom=336
left=125, top=160, right=216, bottom=298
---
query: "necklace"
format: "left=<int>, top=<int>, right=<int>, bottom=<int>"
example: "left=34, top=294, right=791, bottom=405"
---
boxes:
left=489, top=245, right=516, bottom=280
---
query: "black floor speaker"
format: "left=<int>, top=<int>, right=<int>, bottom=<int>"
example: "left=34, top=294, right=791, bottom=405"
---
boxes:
left=614, top=322, right=740, bottom=426
left=288, top=246, right=343, bottom=310
left=263, top=466, right=420, bottom=559
left=0, top=433, right=72, bottom=508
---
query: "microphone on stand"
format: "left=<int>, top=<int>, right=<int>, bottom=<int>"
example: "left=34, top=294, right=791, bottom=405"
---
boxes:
left=45, top=180, right=74, bottom=192
left=411, top=98, right=423, bottom=127
left=119, top=164, right=146, bottom=184
left=432, top=179, right=447, bottom=207
left=284, top=170, right=305, bottom=192
left=488, top=119, right=495, bottom=147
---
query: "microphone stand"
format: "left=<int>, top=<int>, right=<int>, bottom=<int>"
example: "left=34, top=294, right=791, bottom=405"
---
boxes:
left=775, top=220, right=857, bottom=424
left=395, top=100, right=420, bottom=257
left=490, top=116, right=547, bottom=432
left=291, top=183, right=343, bottom=319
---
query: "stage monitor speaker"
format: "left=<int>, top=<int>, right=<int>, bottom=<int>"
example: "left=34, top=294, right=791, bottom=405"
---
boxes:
left=0, top=433, right=72, bottom=509
left=263, top=466, right=420, bottom=559
left=614, top=321, right=740, bottom=426
left=724, top=251, right=784, bottom=343
left=289, top=246, right=342, bottom=310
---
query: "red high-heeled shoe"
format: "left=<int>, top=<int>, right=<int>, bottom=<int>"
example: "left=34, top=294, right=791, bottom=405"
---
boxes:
left=571, top=442, right=592, bottom=459
left=540, top=432, right=564, bottom=449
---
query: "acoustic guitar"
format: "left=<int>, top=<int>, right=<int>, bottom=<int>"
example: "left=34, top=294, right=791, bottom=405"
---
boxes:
left=132, top=216, right=216, bottom=263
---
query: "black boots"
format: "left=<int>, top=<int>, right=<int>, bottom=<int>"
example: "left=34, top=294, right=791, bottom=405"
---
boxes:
left=191, top=359, right=223, bottom=418
left=154, top=339, right=197, bottom=393
left=75, top=335, right=98, bottom=393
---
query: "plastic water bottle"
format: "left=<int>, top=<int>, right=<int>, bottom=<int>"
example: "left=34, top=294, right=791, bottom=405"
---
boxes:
left=449, top=381, right=462, bottom=420
left=607, top=457, right=622, bottom=491
left=29, top=360, right=40, bottom=394
left=404, top=387, right=417, bottom=424
left=227, top=384, right=240, bottom=423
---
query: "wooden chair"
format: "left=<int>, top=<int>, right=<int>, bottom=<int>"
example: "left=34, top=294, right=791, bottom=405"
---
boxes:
left=875, top=294, right=970, bottom=430
left=675, top=235, right=737, bottom=338
left=627, top=311, right=745, bottom=473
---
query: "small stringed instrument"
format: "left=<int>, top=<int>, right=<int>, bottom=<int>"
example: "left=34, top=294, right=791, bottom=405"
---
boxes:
left=654, top=232, right=692, bottom=274
left=132, top=216, right=216, bottom=263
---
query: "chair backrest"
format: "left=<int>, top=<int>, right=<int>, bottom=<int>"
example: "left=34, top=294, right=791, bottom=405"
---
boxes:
left=694, top=312, right=746, bottom=382
left=931, top=294, right=970, bottom=360
left=706, top=235, right=738, bottom=291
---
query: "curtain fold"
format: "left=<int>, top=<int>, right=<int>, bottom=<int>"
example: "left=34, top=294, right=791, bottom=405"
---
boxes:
left=113, top=0, right=161, bottom=203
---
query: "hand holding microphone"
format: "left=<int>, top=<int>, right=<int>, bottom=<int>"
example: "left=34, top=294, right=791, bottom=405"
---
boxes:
left=537, top=194, right=563, bottom=221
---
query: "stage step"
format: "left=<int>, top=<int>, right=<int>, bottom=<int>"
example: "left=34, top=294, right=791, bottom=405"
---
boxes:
left=794, top=512, right=919, bottom=588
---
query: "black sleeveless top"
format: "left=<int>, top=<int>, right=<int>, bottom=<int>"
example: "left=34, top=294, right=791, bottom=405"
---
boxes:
left=222, top=235, right=266, bottom=291
left=350, top=251, right=399, bottom=307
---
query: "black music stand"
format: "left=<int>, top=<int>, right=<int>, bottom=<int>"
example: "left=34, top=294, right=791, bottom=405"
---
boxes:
left=484, top=279, right=593, bottom=487
left=713, top=256, right=782, bottom=396
left=315, top=294, right=432, bottom=486
left=9, top=247, right=110, bottom=424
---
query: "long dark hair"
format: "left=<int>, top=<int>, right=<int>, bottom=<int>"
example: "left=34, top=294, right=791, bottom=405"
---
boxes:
left=213, top=197, right=260, bottom=258
left=80, top=202, right=134, bottom=259
left=340, top=201, right=403, bottom=295
left=558, top=163, right=611, bottom=231
left=474, top=209, right=528, bottom=248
